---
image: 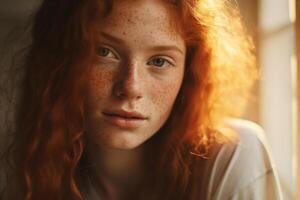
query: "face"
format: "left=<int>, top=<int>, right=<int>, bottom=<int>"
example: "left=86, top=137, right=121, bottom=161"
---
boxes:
left=84, top=0, right=186, bottom=150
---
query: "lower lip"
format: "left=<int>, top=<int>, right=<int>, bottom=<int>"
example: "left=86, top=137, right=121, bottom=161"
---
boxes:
left=103, top=114, right=146, bottom=129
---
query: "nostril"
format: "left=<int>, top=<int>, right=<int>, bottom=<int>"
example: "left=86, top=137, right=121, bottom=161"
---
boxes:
left=115, top=90, right=126, bottom=98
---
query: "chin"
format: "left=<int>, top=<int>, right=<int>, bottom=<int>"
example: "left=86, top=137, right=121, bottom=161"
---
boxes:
left=102, top=135, right=147, bottom=150
left=89, top=126, right=156, bottom=150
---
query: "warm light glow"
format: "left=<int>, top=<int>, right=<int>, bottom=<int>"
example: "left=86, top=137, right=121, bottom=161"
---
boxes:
left=289, top=0, right=296, bottom=23
left=291, top=54, right=298, bottom=185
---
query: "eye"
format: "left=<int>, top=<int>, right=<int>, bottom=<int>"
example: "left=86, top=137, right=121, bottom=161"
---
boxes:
left=96, top=47, right=118, bottom=59
left=147, top=57, right=174, bottom=68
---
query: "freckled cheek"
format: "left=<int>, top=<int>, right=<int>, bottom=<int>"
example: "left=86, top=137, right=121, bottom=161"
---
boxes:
left=87, top=67, right=114, bottom=103
left=149, top=80, right=182, bottom=121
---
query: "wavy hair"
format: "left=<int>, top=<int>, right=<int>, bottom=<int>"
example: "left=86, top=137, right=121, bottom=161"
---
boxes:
left=1, top=0, right=256, bottom=199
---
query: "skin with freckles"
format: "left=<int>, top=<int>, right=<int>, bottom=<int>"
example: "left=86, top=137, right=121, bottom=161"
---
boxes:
left=84, top=0, right=186, bottom=150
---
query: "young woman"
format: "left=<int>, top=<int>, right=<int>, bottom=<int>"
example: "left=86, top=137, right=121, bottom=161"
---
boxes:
left=0, top=0, right=283, bottom=199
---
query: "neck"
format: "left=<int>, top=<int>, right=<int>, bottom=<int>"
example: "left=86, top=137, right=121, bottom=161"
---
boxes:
left=86, top=142, right=147, bottom=199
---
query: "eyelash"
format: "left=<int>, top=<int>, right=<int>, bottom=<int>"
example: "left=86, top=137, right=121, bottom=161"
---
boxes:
left=96, top=47, right=118, bottom=59
left=147, top=57, right=174, bottom=68
left=96, top=46, right=175, bottom=68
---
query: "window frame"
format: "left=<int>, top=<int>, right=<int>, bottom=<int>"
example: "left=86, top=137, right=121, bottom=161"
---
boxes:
left=296, top=1, right=300, bottom=199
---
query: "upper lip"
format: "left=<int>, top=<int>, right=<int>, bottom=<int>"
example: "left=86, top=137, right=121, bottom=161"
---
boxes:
left=103, top=109, right=147, bottom=119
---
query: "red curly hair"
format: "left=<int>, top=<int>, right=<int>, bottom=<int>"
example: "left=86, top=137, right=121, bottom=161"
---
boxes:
left=1, top=0, right=256, bottom=199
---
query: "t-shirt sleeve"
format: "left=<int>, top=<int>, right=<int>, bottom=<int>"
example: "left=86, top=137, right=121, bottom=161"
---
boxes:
left=210, top=119, right=283, bottom=200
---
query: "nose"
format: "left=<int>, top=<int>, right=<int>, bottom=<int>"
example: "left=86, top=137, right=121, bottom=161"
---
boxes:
left=112, top=62, right=143, bottom=100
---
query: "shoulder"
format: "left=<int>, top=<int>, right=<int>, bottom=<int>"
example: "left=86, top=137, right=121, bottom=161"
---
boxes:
left=208, top=118, right=282, bottom=200
left=225, top=118, right=268, bottom=148
left=224, top=118, right=274, bottom=171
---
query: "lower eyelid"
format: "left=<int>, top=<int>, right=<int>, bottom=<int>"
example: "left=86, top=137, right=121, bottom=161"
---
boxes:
left=148, top=60, right=173, bottom=69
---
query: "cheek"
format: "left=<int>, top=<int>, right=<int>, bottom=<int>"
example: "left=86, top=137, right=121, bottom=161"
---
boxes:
left=87, top=67, right=113, bottom=102
left=150, top=76, right=183, bottom=119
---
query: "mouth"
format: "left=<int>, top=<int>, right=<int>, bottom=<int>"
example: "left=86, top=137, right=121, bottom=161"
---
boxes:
left=103, top=113, right=145, bottom=120
left=103, top=109, right=147, bottom=119
left=102, top=110, right=147, bottom=129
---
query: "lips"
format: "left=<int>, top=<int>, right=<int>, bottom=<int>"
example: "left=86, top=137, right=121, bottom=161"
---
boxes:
left=102, top=109, right=147, bottom=129
left=103, top=110, right=146, bottom=119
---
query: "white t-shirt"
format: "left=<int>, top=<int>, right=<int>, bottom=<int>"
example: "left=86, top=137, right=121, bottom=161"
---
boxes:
left=209, top=119, right=283, bottom=200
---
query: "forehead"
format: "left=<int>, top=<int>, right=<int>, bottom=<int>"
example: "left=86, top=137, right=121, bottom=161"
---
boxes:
left=97, top=0, right=182, bottom=42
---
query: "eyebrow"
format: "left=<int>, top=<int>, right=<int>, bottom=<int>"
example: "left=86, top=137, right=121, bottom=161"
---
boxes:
left=99, top=31, right=184, bottom=55
left=99, top=31, right=126, bottom=45
left=148, top=45, right=184, bottom=55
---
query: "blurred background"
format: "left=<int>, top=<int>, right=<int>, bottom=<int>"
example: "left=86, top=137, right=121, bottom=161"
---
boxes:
left=0, top=0, right=299, bottom=199
left=236, top=0, right=299, bottom=199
